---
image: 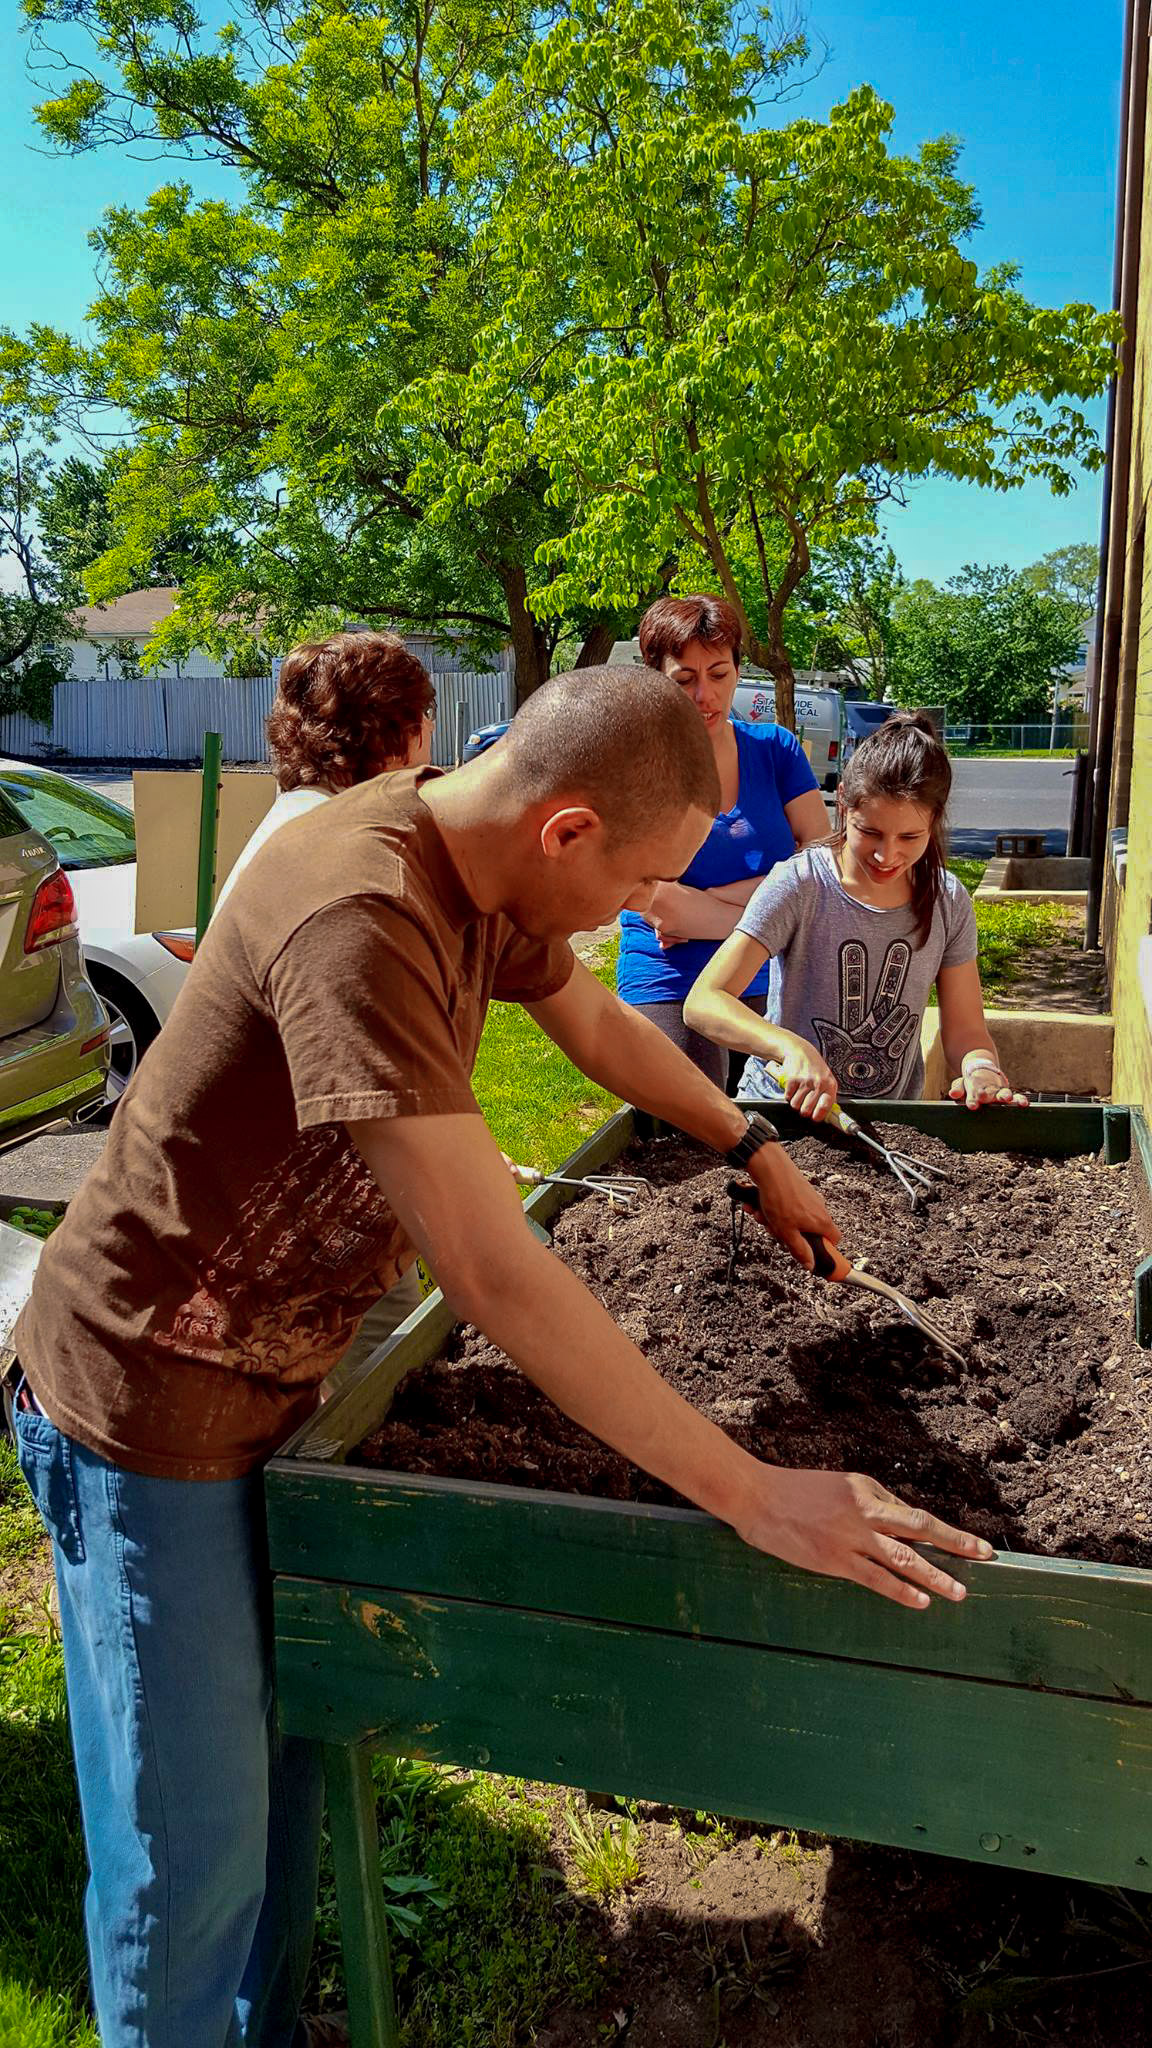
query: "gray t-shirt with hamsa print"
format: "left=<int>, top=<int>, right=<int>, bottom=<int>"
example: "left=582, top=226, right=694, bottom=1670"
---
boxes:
left=734, top=844, right=978, bottom=1102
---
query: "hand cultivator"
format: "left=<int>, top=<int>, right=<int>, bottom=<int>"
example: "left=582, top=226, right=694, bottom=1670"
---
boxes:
left=512, top=1165, right=654, bottom=1213
left=760, top=1060, right=951, bottom=1207
left=726, top=1182, right=966, bottom=1370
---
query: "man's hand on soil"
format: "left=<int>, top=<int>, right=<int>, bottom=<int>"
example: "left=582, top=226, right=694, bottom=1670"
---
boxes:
left=735, top=1468, right=995, bottom=1607
left=744, top=1145, right=839, bottom=1267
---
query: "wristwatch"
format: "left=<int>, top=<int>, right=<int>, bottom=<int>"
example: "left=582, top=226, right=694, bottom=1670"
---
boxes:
left=724, top=1111, right=781, bottom=1169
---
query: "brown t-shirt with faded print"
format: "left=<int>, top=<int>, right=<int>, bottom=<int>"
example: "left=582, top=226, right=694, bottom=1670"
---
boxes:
left=15, top=769, right=572, bottom=1479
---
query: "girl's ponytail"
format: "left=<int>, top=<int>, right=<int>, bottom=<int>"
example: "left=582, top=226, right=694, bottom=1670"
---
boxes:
left=837, top=711, right=952, bottom=945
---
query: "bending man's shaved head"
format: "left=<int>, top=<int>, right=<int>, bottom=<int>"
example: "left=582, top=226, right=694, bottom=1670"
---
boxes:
left=501, top=665, right=720, bottom=844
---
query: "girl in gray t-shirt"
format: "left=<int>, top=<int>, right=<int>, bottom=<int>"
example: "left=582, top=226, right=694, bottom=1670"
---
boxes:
left=683, top=713, right=1027, bottom=1115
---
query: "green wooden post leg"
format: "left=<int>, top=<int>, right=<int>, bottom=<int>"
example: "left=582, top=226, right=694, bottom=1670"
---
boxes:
left=323, top=1744, right=399, bottom=2048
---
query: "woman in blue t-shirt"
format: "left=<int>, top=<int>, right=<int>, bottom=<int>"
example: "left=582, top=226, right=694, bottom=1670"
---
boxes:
left=618, top=595, right=829, bottom=1088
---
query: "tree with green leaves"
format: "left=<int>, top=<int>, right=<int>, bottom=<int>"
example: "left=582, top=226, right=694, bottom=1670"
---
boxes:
left=443, top=0, right=1117, bottom=725
left=887, top=563, right=1084, bottom=725
left=1020, top=541, right=1099, bottom=616
left=0, top=399, right=78, bottom=719
left=36, top=451, right=209, bottom=595
left=791, top=534, right=905, bottom=697
left=15, top=0, right=640, bottom=697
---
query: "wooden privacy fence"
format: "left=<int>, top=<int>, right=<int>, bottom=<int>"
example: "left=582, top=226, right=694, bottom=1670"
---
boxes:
left=0, top=671, right=513, bottom=766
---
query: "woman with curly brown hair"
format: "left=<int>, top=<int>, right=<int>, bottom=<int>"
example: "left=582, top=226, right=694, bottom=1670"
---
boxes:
left=214, top=630, right=437, bottom=1393
left=214, top=630, right=436, bottom=913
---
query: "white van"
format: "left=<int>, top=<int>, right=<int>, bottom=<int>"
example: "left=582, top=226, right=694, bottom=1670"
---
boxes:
left=735, top=679, right=843, bottom=792
left=607, top=640, right=843, bottom=791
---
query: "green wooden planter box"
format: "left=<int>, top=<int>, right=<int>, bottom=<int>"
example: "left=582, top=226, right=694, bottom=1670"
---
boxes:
left=267, top=1101, right=1152, bottom=2047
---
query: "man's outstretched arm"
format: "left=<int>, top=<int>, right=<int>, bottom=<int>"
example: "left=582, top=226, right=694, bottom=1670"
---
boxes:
left=348, top=1110, right=993, bottom=1608
left=526, top=957, right=837, bottom=1264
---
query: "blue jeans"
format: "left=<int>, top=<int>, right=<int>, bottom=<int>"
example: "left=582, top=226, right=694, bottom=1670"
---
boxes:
left=12, top=1401, right=325, bottom=2047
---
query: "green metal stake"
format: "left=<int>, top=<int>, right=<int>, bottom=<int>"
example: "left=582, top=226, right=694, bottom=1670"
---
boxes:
left=195, top=730, right=223, bottom=945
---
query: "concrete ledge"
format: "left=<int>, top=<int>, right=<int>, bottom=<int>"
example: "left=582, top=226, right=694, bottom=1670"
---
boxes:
left=974, top=856, right=1089, bottom=908
left=920, top=1008, right=1114, bottom=1099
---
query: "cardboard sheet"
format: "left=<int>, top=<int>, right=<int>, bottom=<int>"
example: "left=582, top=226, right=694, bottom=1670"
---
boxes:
left=133, top=769, right=277, bottom=932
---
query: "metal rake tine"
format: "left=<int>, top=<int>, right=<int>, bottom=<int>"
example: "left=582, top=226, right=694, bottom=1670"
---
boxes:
left=887, top=1148, right=952, bottom=1183
left=583, top=1172, right=654, bottom=1200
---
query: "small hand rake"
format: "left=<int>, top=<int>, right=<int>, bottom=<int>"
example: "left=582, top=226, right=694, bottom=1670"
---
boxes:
left=760, top=1059, right=951, bottom=1207
left=512, top=1166, right=654, bottom=1214
left=726, top=1183, right=966, bottom=1370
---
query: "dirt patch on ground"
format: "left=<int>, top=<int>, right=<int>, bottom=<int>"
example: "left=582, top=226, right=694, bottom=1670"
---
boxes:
left=357, top=1126, right=1149, bottom=1564
left=530, top=1791, right=1150, bottom=2047
left=997, top=907, right=1108, bottom=1014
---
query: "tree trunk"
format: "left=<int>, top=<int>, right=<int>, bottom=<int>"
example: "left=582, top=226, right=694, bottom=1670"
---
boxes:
left=746, top=627, right=797, bottom=733
left=499, top=564, right=551, bottom=704
left=573, top=622, right=619, bottom=669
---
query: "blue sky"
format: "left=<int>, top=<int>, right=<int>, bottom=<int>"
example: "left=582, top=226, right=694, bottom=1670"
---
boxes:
left=0, top=0, right=1127, bottom=588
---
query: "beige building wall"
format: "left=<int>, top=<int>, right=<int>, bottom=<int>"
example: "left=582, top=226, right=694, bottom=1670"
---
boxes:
left=1109, top=75, right=1152, bottom=1112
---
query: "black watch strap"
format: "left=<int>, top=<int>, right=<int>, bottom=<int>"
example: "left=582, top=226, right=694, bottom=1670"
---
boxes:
left=724, top=1111, right=781, bottom=1169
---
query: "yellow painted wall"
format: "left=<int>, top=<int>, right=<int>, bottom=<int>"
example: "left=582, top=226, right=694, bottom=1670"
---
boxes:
left=1110, top=83, right=1152, bottom=1111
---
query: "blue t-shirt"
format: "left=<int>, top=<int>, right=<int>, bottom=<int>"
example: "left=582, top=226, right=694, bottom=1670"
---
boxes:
left=617, top=719, right=819, bottom=1004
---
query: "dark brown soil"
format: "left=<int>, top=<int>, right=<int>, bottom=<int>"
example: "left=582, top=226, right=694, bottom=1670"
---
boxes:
left=357, top=1126, right=1150, bottom=1565
left=532, top=1792, right=1151, bottom=2047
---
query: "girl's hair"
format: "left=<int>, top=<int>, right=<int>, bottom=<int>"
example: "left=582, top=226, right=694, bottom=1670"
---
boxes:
left=266, top=631, right=435, bottom=791
left=638, top=594, right=743, bottom=670
left=836, top=711, right=952, bottom=945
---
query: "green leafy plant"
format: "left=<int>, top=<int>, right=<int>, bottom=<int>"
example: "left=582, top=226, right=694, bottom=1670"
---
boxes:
left=564, top=1796, right=643, bottom=1898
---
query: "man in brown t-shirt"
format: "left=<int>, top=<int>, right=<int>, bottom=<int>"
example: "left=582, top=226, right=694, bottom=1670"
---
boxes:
left=8, top=662, right=991, bottom=2048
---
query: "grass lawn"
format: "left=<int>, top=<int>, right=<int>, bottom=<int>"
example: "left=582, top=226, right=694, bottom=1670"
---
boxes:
left=946, top=745, right=1076, bottom=758
left=948, top=859, right=1078, bottom=1005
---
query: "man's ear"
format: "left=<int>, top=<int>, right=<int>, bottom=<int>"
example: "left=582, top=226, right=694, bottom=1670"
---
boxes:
left=539, top=806, right=603, bottom=858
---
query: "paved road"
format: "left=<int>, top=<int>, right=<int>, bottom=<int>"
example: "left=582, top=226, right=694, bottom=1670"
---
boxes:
left=947, top=757, right=1074, bottom=857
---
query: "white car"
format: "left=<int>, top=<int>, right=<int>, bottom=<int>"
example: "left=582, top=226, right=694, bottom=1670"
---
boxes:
left=0, top=762, right=193, bottom=1105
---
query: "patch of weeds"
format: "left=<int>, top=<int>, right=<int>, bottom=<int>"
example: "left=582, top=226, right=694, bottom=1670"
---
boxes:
left=943, top=1886, right=1152, bottom=2021
left=762, top=1827, right=822, bottom=1873
left=688, top=1924, right=797, bottom=2042
left=313, top=1773, right=600, bottom=2047
left=669, top=1808, right=737, bottom=1870
left=0, top=1438, right=43, bottom=1569
left=564, top=1796, right=643, bottom=1898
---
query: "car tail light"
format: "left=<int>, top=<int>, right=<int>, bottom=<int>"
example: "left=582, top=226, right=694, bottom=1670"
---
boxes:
left=828, top=739, right=839, bottom=760
left=81, top=1026, right=111, bottom=1055
left=24, top=871, right=79, bottom=952
left=152, top=932, right=196, bottom=962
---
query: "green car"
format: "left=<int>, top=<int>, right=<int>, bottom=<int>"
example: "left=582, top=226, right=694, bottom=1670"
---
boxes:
left=0, top=782, right=109, bottom=1147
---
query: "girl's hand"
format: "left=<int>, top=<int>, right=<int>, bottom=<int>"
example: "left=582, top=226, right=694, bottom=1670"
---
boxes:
left=948, top=1060, right=1030, bottom=1111
left=775, top=1040, right=840, bottom=1122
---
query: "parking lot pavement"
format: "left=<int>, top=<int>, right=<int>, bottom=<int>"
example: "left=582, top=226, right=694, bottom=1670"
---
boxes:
left=0, top=1121, right=107, bottom=1204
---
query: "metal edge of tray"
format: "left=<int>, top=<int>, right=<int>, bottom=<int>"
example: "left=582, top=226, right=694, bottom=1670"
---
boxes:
left=270, top=1099, right=1132, bottom=1469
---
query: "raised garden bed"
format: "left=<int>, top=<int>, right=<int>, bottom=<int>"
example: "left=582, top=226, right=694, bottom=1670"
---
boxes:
left=266, top=1100, right=1152, bottom=2047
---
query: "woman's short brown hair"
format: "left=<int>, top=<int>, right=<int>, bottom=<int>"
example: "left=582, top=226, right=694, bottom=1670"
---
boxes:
left=266, top=631, right=435, bottom=791
left=638, top=595, right=744, bottom=671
